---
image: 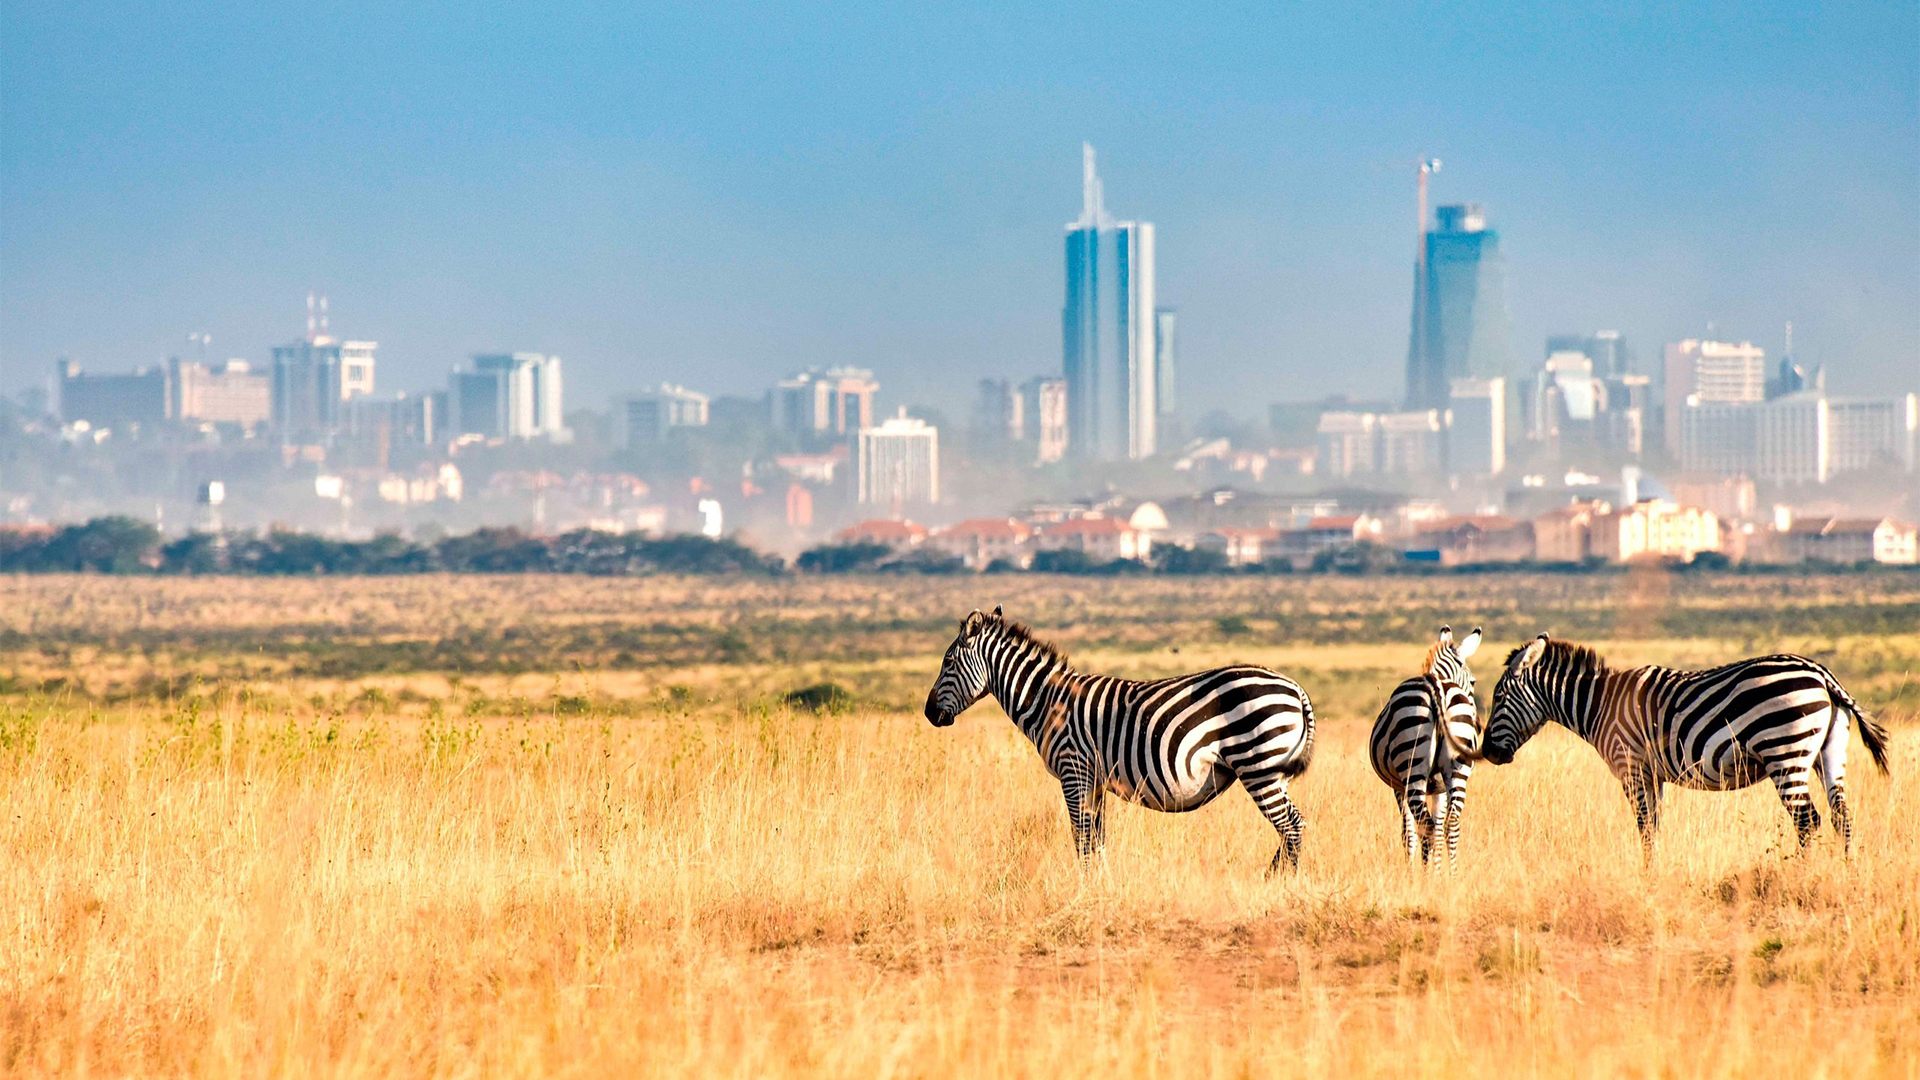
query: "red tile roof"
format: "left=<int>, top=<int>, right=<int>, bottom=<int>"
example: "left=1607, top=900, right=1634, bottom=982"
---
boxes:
left=938, top=518, right=1033, bottom=540
left=838, top=519, right=928, bottom=542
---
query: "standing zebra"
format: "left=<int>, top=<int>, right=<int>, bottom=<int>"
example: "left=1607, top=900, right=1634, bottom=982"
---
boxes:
left=923, top=607, right=1317, bottom=873
left=1369, top=626, right=1485, bottom=869
left=1456, top=634, right=1891, bottom=857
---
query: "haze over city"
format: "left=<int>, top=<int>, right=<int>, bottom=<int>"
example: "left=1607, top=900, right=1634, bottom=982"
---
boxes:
left=4, top=0, right=1916, bottom=415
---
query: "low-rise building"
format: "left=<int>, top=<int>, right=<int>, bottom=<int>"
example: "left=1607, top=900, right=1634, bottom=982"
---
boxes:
left=1592, top=500, right=1721, bottom=563
left=1195, top=527, right=1282, bottom=567
left=929, top=518, right=1035, bottom=570
left=1036, top=517, right=1152, bottom=562
left=837, top=519, right=929, bottom=551
left=1407, top=515, right=1534, bottom=566
left=1532, top=501, right=1610, bottom=563
left=1779, top=517, right=1918, bottom=565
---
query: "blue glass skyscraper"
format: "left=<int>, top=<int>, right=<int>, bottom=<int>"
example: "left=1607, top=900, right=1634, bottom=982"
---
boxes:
left=1063, top=144, right=1157, bottom=460
left=1406, top=204, right=1511, bottom=410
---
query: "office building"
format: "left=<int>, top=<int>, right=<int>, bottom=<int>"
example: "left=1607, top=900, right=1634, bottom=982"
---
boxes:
left=1663, top=339, right=1765, bottom=453
left=774, top=367, right=877, bottom=438
left=448, top=370, right=508, bottom=439
left=1021, top=376, right=1069, bottom=464
left=622, top=384, right=710, bottom=446
left=1063, top=143, right=1157, bottom=460
left=170, top=359, right=271, bottom=427
left=1546, top=331, right=1630, bottom=378
left=1406, top=204, right=1511, bottom=410
left=1315, top=412, right=1378, bottom=478
left=856, top=410, right=940, bottom=507
left=1155, top=308, right=1177, bottom=419
left=55, top=360, right=168, bottom=429
left=470, top=353, right=565, bottom=439
left=272, top=335, right=376, bottom=441
left=1377, top=409, right=1448, bottom=474
left=345, top=392, right=443, bottom=447
left=1678, top=391, right=1917, bottom=484
left=971, top=379, right=1024, bottom=450
left=1448, top=376, right=1507, bottom=475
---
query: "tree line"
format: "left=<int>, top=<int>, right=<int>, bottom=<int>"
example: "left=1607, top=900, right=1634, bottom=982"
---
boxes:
left=0, top=516, right=1908, bottom=577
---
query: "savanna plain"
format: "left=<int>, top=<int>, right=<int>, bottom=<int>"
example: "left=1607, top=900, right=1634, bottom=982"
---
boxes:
left=2, top=571, right=1917, bottom=1078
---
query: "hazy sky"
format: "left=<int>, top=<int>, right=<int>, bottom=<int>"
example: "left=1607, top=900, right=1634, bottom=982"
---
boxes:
left=3, top=1, right=1916, bottom=419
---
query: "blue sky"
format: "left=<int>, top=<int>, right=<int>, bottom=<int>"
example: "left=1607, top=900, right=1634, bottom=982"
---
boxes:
left=3, top=1, right=1915, bottom=417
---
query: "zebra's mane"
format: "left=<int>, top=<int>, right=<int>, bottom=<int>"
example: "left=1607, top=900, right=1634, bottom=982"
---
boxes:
left=1423, top=639, right=1449, bottom=671
left=1505, top=637, right=1609, bottom=675
left=988, top=616, right=1071, bottom=666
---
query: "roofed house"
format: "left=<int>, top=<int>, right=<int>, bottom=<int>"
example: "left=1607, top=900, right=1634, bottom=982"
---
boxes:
left=928, top=518, right=1035, bottom=570
left=1036, top=516, right=1152, bottom=562
left=1195, top=527, right=1283, bottom=567
left=1781, top=517, right=1918, bottom=565
left=1272, top=513, right=1385, bottom=566
left=1408, top=515, right=1535, bottom=566
left=836, top=519, right=929, bottom=552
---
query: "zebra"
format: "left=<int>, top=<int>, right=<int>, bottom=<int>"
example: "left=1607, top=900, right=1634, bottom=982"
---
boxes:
left=1368, top=626, right=1485, bottom=870
left=923, top=607, right=1317, bottom=873
left=1452, top=634, right=1891, bottom=857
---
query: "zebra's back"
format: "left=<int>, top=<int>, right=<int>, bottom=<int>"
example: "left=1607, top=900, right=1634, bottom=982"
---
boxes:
left=1631, top=654, right=1857, bottom=790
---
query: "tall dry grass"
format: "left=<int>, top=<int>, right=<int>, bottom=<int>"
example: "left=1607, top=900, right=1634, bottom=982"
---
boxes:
left=2, top=693, right=1914, bottom=1077
left=0, top=575, right=1915, bottom=1077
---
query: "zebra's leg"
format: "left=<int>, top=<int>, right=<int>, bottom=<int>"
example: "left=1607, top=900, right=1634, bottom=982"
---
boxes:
left=1425, top=786, right=1450, bottom=875
left=1442, top=778, right=1468, bottom=875
left=1819, top=711, right=1853, bottom=856
left=1243, top=773, right=1303, bottom=874
left=1398, top=790, right=1422, bottom=866
left=1057, top=756, right=1100, bottom=860
left=1769, top=762, right=1822, bottom=850
left=1625, top=771, right=1663, bottom=863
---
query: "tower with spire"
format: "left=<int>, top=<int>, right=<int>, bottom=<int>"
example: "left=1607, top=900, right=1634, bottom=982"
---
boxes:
left=1062, top=143, right=1157, bottom=461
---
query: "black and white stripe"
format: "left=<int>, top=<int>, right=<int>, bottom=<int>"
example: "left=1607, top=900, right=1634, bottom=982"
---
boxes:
left=925, top=607, right=1316, bottom=872
left=1368, top=626, right=1484, bottom=869
left=1469, top=635, right=1892, bottom=856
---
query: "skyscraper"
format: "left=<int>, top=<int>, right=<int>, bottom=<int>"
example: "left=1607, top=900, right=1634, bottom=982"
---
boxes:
left=1546, top=331, right=1630, bottom=377
left=1063, top=144, right=1156, bottom=460
left=1406, top=204, right=1511, bottom=410
left=857, top=410, right=940, bottom=507
left=472, top=353, right=566, bottom=439
left=1154, top=307, right=1177, bottom=420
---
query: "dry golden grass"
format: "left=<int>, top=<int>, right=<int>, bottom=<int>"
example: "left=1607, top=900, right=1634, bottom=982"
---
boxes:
left=1, top=573, right=1916, bottom=1077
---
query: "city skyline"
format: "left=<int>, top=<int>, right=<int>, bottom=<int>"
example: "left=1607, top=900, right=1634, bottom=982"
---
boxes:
left=2, top=2, right=1915, bottom=420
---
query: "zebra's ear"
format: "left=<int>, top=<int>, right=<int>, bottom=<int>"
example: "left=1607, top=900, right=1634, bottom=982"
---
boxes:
left=992, top=605, right=1003, bottom=618
left=1437, top=624, right=1453, bottom=647
left=961, top=610, right=986, bottom=638
left=1512, top=634, right=1548, bottom=673
left=1456, top=627, right=1482, bottom=660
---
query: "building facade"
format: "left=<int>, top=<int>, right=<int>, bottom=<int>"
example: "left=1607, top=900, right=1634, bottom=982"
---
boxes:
left=1063, top=143, right=1157, bottom=460
left=855, top=411, right=940, bottom=507
left=774, top=367, right=878, bottom=438
left=1154, top=307, right=1177, bottom=421
left=271, top=336, right=377, bottom=441
left=622, top=384, right=710, bottom=445
left=55, top=360, right=168, bottom=429
left=471, top=353, right=565, bottom=440
left=1679, top=391, right=1917, bottom=485
left=1663, top=339, right=1766, bottom=453
left=1021, top=376, right=1069, bottom=464
left=170, top=359, right=271, bottom=427
left=1407, top=204, right=1511, bottom=410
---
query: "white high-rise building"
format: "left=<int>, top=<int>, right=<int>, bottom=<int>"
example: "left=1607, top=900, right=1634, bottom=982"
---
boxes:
left=1664, top=339, right=1765, bottom=453
left=1449, top=376, right=1507, bottom=476
left=1063, top=144, right=1156, bottom=460
left=857, top=410, right=940, bottom=507
left=1681, top=391, right=1918, bottom=484
left=622, top=384, right=710, bottom=446
left=464, top=353, right=566, bottom=440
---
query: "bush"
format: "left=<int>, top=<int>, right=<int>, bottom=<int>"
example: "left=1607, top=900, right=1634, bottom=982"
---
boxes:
left=1154, top=545, right=1230, bottom=575
left=796, top=542, right=893, bottom=574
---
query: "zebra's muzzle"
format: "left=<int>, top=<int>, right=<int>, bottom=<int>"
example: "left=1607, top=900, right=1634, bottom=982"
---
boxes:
left=924, top=696, right=955, bottom=727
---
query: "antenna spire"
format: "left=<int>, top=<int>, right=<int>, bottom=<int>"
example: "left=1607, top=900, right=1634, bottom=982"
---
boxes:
left=306, top=292, right=317, bottom=341
left=1079, top=142, right=1109, bottom=228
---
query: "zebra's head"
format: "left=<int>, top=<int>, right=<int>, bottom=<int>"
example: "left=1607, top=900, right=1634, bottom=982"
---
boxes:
left=1428, top=624, right=1483, bottom=701
left=924, top=606, right=999, bottom=727
left=1483, top=633, right=1552, bottom=765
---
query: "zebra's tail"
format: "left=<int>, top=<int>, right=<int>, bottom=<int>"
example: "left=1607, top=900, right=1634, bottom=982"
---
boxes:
left=1277, top=687, right=1316, bottom=777
left=1427, top=673, right=1484, bottom=762
left=1818, top=664, right=1890, bottom=775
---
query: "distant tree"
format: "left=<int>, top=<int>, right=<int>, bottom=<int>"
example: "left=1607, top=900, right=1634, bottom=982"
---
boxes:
left=796, top=542, right=892, bottom=574
left=1153, top=544, right=1230, bottom=575
left=1028, top=548, right=1097, bottom=574
left=878, top=549, right=966, bottom=575
left=434, top=528, right=553, bottom=573
left=41, top=516, right=161, bottom=572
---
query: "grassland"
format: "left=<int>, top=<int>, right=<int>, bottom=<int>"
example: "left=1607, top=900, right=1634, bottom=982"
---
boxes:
left=1, top=572, right=1916, bottom=1077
